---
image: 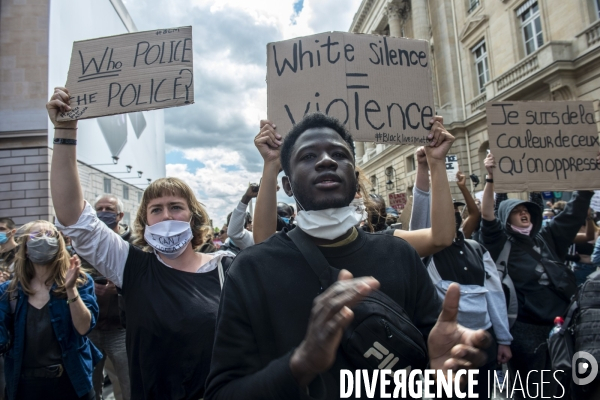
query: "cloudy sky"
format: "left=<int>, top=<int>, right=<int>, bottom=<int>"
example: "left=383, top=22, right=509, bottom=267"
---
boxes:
left=122, top=0, right=362, bottom=227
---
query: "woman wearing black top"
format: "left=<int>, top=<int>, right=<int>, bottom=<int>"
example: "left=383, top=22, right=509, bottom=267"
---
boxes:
left=47, top=87, right=234, bottom=399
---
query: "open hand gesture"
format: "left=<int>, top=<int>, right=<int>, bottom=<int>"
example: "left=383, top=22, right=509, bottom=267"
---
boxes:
left=65, top=254, right=81, bottom=290
left=428, top=283, right=491, bottom=383
left=290, top=270, right=380, bottom=387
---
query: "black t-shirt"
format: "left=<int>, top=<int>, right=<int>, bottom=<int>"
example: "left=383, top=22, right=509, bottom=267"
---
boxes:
left=205, top=228, right=441, bottom=400
left=122, top=246, right=231, bottom=400
left=23, top=302, right=62, bottom=368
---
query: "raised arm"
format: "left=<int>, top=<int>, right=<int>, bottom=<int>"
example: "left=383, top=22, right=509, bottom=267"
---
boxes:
left=481, top=153, right=496, bottom=222
left=456, top=171, right=481, bottom=239
left=252, top=120, right=283, bottom=245
left=393, top=117, right=455, bottom=256
left=47, top=88, right=129, bottom=287
left=572, top=209, right=596, bottom=244
left=409, top=147, right=431, bottom=231
left=47, top=87, right=84, bottom=225
left=227, top=185, right=257, bottom=250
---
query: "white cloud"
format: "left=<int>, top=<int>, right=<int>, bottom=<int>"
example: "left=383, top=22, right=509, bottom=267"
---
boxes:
left=123, top=0, right=359, bottom=226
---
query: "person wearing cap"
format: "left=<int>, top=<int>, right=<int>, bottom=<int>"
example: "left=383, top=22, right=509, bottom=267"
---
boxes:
left=481, top=152, right=594, bottom=399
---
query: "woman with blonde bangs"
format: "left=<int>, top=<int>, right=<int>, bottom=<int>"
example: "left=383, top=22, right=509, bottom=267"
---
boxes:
left=47, top=88, right=235, bottom=400
left=0, top=220, right=100, bottom=400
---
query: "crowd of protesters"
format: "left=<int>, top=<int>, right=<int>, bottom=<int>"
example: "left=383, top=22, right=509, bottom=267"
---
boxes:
left=0, top=87, right=598, bottom=400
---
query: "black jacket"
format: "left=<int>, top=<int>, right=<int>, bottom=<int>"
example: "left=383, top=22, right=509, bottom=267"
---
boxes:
left=205, top=228, right=440, bottom=400
left=480, top=191, right=593, bottom=325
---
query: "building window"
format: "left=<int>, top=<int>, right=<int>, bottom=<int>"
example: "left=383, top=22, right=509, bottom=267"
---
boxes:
left=138, top=191, right=142, bottom=202
left=468, top=0, right=480, bottom=13
left=123, top=212, right=131, bottom=226
left=518, top=1, right=543, bottom=55
left=406, top=155, right=416, bottom=172
left=123, top=185, right=129, bottom=200
left=596, top=0, right=600, bottom=19
left=472, top=40, right=490, bottom=94
left=103, top=178, right=111, bottom=194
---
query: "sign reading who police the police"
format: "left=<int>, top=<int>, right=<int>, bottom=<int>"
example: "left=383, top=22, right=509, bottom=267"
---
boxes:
left=58, top=27, right=194, bottom=121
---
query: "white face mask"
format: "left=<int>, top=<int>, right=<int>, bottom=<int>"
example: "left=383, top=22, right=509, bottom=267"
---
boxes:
left=295, top=206, right=363, bottom=240
left=144, top=219, right=193, bottom=259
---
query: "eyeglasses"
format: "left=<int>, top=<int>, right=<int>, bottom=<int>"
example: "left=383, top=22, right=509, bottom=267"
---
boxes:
left=28, top=230, right=59, bottom=240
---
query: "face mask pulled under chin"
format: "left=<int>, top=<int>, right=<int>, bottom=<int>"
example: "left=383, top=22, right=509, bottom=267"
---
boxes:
left=144, top=219, right=193, bottom=259
left=295, top=206, right=363, bottom=240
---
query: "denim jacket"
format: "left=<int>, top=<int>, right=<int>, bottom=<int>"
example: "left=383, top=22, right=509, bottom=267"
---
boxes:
left=0, top=274, right=102, bottom=400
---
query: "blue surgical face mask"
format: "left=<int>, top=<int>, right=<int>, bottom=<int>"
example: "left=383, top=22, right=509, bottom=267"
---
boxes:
left=281, top=217, right=291, bottom=224
left=0, top=232, right=8, bottom=245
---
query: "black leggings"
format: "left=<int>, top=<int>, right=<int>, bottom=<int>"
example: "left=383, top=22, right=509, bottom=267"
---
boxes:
left=17, top=373, right=95, bottom=400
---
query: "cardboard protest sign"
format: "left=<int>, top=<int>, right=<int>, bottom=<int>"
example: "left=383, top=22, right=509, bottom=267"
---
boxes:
left=486, top=101, right=600, bottom=192
left=388, top=192, right=407, bottom=210
left=445, top=155, right=458, bottom=182
left=267, top=32, right=435, bottom=144
left=58, top=27, right=194, bottom=121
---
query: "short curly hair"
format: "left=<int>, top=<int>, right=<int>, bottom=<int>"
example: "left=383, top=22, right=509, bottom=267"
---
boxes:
left=280, top=113, right=355, bottom=178
left=133, top=177, right=210, bottom=251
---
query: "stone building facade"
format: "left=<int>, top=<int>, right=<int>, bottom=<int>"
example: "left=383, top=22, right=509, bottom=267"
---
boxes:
left=0, top=0, right=161, bottom=226
left=350, top=0, right=600, bottom=222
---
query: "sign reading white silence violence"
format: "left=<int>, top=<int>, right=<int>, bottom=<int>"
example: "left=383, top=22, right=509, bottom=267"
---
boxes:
left=267, top=32, right=435, bottom=144
left=486, top=101, right=600, bottom=192
left=58, top=26, right=194, bottom=121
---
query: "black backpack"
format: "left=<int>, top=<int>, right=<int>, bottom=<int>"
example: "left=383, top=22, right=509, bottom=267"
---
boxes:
left=288, top=228, right=428, bottom=373
left=548, top=270, right=600, bottom=399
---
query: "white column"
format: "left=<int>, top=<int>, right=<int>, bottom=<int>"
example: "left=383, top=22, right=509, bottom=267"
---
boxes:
left=387, top=5, right=403, bottom=37
left=411, top=0, right=430, bottom=40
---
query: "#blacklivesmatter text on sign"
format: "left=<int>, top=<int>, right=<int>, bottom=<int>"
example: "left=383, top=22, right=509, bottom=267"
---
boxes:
left=267, top=32, right=435, bottom=144
left=487, top=101, right=600, bottom=192
left=58, top=27, right=194, bottom=121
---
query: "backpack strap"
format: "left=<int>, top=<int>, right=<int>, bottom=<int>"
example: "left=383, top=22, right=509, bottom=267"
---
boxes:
left=495, top=240, right=518, bottom=327
left=288, top=228, right=336, bottom=292
left=217, top=256, right=234, bottom=289
left=465, top=239, right=488, bottom=285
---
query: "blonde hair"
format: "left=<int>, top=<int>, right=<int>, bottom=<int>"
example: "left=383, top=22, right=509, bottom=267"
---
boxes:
left=8, top=220, right=88, bottom=298
left=133, top=177, right=210, bottom=250
left=356, top=166, right=377, bottom=233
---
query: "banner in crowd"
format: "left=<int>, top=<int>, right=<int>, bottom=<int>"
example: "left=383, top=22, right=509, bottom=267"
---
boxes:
left=388, top=192, right=407, bottom=210
left=486, top=101, right=600, bottom=192
left=445, top=154, right=458, bottom=182
left=267, top=32, right=435, bottom=144
left=58, top=27, right=194, bottom=121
